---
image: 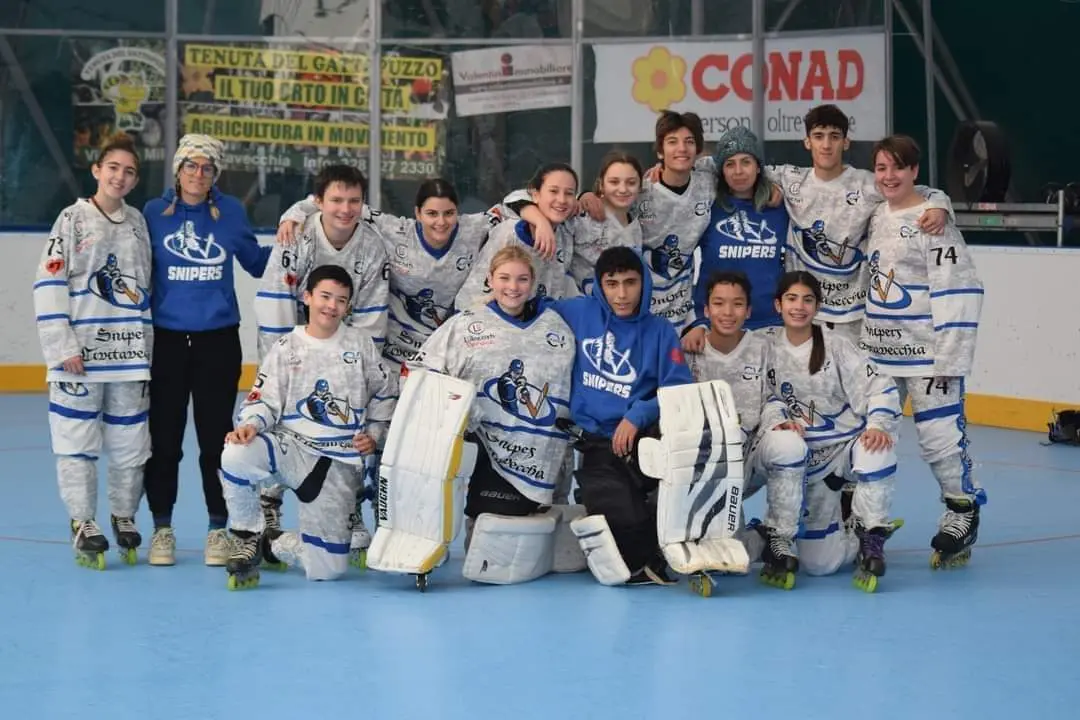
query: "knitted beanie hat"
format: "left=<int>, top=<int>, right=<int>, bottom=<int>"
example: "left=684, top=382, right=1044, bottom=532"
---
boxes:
left=172, top=133, right=225, bottom=180
left=713, top=125, right=764, bottom=167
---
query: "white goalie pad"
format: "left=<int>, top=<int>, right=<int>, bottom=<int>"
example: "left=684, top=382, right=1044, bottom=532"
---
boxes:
left=570, top=514, right=631, bottom=586
left=367, top=367, right=478, bottom=575
left=462, top=504, right=588, bottom=585
left=638, top=380, right=750, bottom=576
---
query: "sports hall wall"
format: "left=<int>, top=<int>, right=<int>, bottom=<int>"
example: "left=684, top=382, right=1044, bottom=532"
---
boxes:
left=3, top=1, right=1077, bottom=432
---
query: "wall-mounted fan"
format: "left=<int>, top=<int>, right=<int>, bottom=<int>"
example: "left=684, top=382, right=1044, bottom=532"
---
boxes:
left=946, top=120, right=1011, bottom=203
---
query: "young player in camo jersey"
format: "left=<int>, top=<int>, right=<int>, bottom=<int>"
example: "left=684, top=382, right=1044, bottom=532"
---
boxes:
left=763, top=271, right=903, bottom=593
left=276, top=177, right=504, bottom=368
left=684, top=271, right=808, bottom=588
left=32, top=132, right=153, bottom=569
left=254, top=164, right=390, bottom=360
left=863, top=134, right=985, bottom=571
left=580, top=111, right=715, bottom=332
left=220, top=265, right=398, bottom=590
left=455, top=163, right=582, bottom=310
left=413, top=245, right=576, bottom=582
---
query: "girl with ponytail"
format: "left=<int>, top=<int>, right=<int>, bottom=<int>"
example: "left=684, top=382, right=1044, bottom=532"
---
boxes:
left=140, top=133, right=271, bottom=568
left=757, top=270, right=904, bottom=593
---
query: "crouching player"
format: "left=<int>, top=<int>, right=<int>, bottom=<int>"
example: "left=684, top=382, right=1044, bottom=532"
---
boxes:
left=763, top=272, right=902, bottom=593
left=219, top=265, right=398, bottom=589
left=370, top=246, right=585, bottom=587
left=683, top=271, right=809, bottom=591
left=547, top=246, right=694, bottom=586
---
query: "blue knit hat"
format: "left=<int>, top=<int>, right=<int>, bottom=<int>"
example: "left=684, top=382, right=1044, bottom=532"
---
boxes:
left=713, top=125, right=764, bottom=167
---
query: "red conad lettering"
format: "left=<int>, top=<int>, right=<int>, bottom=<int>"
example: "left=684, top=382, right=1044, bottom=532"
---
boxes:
left=691, top=53, right=729, bottom=102
left=730, top=52, right=754, bottom=101
left=768, top=51, right=802, bottom=101
left=800, top=50, right=835, bottom=100
left=835, top=49, right=863, bottom=100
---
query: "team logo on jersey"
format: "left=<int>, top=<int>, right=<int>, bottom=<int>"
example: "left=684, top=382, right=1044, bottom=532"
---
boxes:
left=648, top=234, right=690, bottom=280
left=778, top=381, right=837, bottom=432
left=714, top=210, right=779, bottom=247
left=162, top=220, right=226, bottom=265
left=87, top=253, right=150, bottom=310
left=400, top=288, right=447, bottom=331
left=845, top=190, right=861, bottom=205
left=482, top=359, right=557, bottom=427
left=545, top=331, right=567, bottom=349
left=298, top=379, right=358, bottom=429
left=797, top=219, right=865, bottom=272
left=899, top=225, right=919, bottom=239
left=582, top=331, right=638, bottom=384
left=455, top=254, right=473, bottom=272
left=867, top=250, right=913, bottom=310
left=57, top=382, right=89, bottom=397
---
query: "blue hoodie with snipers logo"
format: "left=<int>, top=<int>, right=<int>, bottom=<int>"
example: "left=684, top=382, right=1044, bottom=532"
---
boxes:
left=143, top=187, right=271, bottom=331
left=547, top=251, right=693, bottom=438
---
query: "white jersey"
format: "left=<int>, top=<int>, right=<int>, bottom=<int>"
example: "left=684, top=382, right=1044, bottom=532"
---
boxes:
left=454, top=219, right=579, bottom=311
left=767, top=164, right=954, bottom=323
left=33, top=198, right=153, bottom=383
left=859, top=203, right=983, bottom=378
left=368, top=207, right=500, bottom=367
left=237, top=325, right=398, bottom=466
left=414, top=302, right=574, bottom=505
left=686, top=330, right=769, bottom=437
left=570, top=211, right=642, bottom=294
left=762, top=330, right=901, bottom=451
left=254, top=213, right=389, bottom=360
left=635, top=169, right=715, bottom=331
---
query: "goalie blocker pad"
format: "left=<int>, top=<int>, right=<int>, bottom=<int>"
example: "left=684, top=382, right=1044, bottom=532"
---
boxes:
left=638, top=380, right=750, bottom=576
left=462, top=505, right=587, bottom=585
left=367, top=367, right=478, bottom=575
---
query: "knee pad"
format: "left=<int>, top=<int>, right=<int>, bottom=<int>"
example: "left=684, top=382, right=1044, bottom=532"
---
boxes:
left=570, top=514, right=631, bottom=586
left=799, top=530, right=857, bottom=577
left=367, top=367, right=477, bottom=576
left=220, top=437, right=273, bottom=487
left=298, top=534, right=350, bottom=581
left=462, top=512, right=557, bottom=585
left=639, top=380, right=748, bottom=575
left=761, top=428, right=808, bottom=468
left=851, top=443, right=897, bottom=482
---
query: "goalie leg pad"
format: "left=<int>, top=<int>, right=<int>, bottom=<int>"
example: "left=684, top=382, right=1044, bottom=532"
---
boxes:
left=639, top=380, right=748, bottom=575
left=367, top=367, right=477, bottom=575
left=570, top=515, right=632, bottom=585
left=462, top=512, right=558, bottom=585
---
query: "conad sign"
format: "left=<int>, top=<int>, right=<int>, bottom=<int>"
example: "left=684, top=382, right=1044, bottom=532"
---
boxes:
left=593, top=32, right=887, bottom=143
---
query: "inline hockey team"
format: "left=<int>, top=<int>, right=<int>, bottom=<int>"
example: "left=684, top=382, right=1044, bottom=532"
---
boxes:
left=33, top=103, right=985, bottom=595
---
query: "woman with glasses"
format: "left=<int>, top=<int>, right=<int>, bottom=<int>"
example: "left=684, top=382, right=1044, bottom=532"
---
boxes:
left=141, top=133, right=271, bottom=567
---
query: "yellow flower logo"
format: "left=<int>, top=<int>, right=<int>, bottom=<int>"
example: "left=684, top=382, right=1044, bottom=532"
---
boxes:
left=631, top=47, right=687, bottom=112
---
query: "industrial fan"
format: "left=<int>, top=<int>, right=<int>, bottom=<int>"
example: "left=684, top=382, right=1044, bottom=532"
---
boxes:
left=946, top=120, right=1011, bottom=203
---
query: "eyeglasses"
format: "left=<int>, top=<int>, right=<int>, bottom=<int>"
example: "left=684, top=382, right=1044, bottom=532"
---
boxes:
left=180, top=159, right=217, bottom=177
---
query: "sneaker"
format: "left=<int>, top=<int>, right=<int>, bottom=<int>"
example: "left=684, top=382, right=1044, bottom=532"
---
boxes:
left=148, top=526, right=176, bottom=566
left=204, top=528, right=231, bottom=566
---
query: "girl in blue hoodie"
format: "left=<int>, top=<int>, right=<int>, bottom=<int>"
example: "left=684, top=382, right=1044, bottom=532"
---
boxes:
left=548, top=246, right=693, bottom=586
left=141, top=134, right=271, bottom=567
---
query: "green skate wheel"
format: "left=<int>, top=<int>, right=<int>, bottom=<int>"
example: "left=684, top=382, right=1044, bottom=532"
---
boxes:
left=227, top=573, right=260, bottom=591
left=688, top=572, right=713, bottom=598
left=930, top=551, right=943, bottom=570
left=853, top=572, right=878, bottom=593
left=759, top=568, right=795, bottom=590
left=261, top=559, right=288, bottom=572
left=76, top=552, right=106, bottom=571
left=119, top=547, right=137, bottom=566
left=349, top=548, right=368, bottom=571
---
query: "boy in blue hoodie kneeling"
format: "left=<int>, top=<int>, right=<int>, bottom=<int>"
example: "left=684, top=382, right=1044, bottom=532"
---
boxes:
left=549, top=247, right=693, bottom=586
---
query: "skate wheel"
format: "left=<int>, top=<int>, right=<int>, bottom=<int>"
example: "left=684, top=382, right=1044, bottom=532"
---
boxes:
left=350, top=548, right=368, bottom=572
left=119, top=547, right=137, bottom=566
left=930, top=551, right=943, bottom=570
left=76, top=552, right=106, bottom=571
left=688, top=573, right=713, bottom=598
left=415, top=573, right=428, bottom=592
left=227, top=573, right=260, bottom=591
left=759, top=569, right=795, bottom=591
left=853, top=572, right=878, bottom=593
left=261, top=559, right=288, bottom=572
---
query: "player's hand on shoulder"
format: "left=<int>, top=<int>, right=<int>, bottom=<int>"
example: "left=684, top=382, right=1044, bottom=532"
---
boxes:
left=226, top=424, right=258, bottom=445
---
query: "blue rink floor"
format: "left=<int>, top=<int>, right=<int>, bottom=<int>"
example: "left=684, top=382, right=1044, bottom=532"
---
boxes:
left=1, top=394, right=1078, bottom=720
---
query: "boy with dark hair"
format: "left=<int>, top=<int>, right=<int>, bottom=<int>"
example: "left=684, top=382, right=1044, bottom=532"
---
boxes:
left=221, top=264, right=398, bottom=589
left=547, top=246, right=694, bottom=585
left=252, top=163, right=391, bottom=560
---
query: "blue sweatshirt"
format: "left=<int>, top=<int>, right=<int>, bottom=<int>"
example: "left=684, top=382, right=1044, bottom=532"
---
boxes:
left=549, top=253, right=693, bottom=437
left=692, top=198, right=789, bottom=332
left=143, top=187, right=271, bottom=332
